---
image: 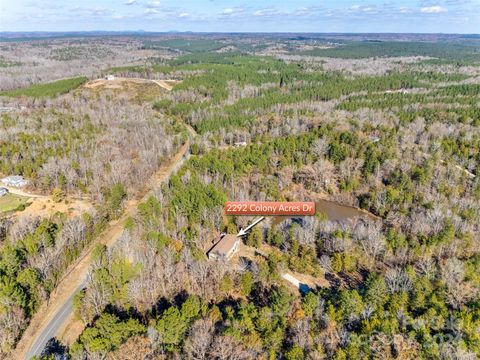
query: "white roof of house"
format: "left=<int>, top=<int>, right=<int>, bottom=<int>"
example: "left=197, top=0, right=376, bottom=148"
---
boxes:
left=1, top=175, right=28, bottom=186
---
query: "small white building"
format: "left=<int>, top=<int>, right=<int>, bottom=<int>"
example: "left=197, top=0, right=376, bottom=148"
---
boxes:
left=0, top=187, right=8, bottom=197
left=1, top=175, right=28, bottom=188
left=106, top=75, right=115, bottom=81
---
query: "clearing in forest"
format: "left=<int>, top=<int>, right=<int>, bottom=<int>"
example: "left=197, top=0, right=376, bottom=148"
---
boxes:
left=0, top=193, right=29, bottom=214
left=84, top=77, right=179, bottom=91
left=17, top=197, right=94, bottom=219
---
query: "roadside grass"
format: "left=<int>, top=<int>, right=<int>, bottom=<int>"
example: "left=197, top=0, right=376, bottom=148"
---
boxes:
left=0, top=76, right=87, bottom=98
left=0, top=193, right=30, bottom=214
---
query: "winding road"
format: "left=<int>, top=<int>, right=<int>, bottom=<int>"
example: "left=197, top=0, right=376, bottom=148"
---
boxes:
left=16, top=125, right=195, bottom=360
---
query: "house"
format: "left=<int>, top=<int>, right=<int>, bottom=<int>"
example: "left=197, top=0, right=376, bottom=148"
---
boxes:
left=0, top=187, right=8, bottom=197
left=106, top=75, right=115, bottom=81
left=1, top=175, right=28, bottom=188
left=233, top=141, right=247, bottom=147
left=208, top=234, right=241, bottom=261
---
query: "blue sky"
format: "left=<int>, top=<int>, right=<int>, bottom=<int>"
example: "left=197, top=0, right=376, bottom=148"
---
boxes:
left=1, top=0, right=479, bottom=33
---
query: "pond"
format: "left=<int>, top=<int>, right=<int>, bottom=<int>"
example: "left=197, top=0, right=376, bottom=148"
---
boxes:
left=273, top=198, right=378, bottom=225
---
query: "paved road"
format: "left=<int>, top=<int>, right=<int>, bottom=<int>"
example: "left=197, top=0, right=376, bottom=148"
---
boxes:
left=25, top=279, right=86, bottom=359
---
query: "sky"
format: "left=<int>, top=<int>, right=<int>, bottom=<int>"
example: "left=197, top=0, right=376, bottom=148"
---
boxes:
left=0, top=0, right=479, bottom=33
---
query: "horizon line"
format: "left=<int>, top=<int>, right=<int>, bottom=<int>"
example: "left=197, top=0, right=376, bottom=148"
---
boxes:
left=1, top=30, right=479, bottom=35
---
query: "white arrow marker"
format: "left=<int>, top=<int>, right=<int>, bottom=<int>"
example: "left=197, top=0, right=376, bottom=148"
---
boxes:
left=237, top=216, right=265, bottom=237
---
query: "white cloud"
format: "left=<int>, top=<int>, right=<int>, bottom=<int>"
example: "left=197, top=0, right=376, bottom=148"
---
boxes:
left=349, top=4, right=378, bottom=13
left=219, top=7, right=244, bottom=18
left=253, top=8, right=279, bottom=17
left=420, top=5, right=447, bottom=13
left=144, top=8, right=158, bottom=14
left=90, top=7, right=109, bottom=16
left=68, top=6, right=110, bottom=17
left=253, top=6, right=322, bottom=19
left=145, top=1, right=161, bottom=9
left=292, top=6, right=323, bottom=17
left=124, top=0, right=136, bottom=5
left=178, top=12, right=189, bottom=18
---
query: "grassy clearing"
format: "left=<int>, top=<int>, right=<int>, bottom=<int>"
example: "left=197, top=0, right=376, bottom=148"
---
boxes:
left=0, top=76, right=87, bottom=98
left=0, top=193, right=30, bottom=214
left=86, top=79, right=164, bottom=103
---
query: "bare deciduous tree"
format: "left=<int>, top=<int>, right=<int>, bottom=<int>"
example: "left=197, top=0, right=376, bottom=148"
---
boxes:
left=184, top=318, right=215, bottom=360
left=385, top=267, right=412, bottom=294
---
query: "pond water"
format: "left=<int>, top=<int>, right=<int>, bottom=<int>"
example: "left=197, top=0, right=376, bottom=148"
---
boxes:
left=273, top=198, right=377, bottom=225
left=315, top=198, right=377, bottom=222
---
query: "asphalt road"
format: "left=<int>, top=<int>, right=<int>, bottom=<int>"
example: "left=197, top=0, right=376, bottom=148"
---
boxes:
left=26, top=279, right=86, bottom=359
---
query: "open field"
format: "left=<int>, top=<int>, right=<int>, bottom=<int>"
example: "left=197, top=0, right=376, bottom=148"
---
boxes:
left=0, top=193, right=29, bottom=214
left=17, top=196, right=93, bottom=218
left=0, top=184, right=92, bottom=219
left=84, top=77, right=179, bottom=92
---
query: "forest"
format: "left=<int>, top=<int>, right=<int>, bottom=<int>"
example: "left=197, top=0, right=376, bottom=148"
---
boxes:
left=0, top=34, right=479, bottom=360
left=0, top=77, right=87, bottom=98
left=299, top=40, right=480, bottom=62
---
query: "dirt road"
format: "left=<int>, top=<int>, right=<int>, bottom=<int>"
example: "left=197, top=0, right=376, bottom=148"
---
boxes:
left=151, top=79, right=179, bottom=91
left=5, top=186, right=47, bottom=199
left=84, top=77, right=179, bottom=91
left=14, top=133, right=193, bottom=359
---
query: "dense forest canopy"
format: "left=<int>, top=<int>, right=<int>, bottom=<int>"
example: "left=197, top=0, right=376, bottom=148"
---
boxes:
left=0, top=34, right=479, bottom=360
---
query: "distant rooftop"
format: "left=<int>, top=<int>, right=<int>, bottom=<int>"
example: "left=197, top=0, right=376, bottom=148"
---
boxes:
left=1, top=175, right=28, bottom=187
